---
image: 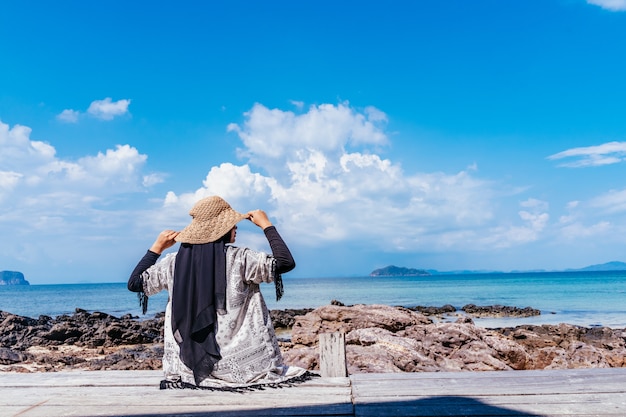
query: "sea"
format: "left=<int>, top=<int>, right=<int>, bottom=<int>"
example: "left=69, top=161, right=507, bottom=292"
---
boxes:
left=1, top=270, right=626, bottom=329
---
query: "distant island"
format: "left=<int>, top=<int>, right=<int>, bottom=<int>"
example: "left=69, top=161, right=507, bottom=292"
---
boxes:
left=570, top=261, right=626, bottom=272
left=0, top=271, right=30, bottom=285
left=370, top=265, right=431, bottom=277
left=370, top=261, right=626, bottom=277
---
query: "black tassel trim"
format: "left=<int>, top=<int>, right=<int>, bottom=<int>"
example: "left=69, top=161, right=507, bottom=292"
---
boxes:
left=159, top=371, right=318, bottom=392
left=275, top=273, right=284, bottom=301
left=137, top=292, right=148, bottom=315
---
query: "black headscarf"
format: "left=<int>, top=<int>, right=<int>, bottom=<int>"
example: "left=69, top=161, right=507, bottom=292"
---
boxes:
left=171, top=234, right=229, bottom=385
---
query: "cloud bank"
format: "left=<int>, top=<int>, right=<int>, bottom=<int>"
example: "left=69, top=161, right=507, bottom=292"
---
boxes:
left=164, top=103, right=544, bottom=255
left=587, top=0, right=626, bottom=11
left=0, top=118, right=161, bottom=279
left=3, top=102, right=626, bottom=282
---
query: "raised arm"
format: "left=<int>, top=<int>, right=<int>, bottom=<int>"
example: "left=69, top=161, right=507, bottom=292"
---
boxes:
left=248, top=210, right=295, bottom=274
left=127, top=230, right=179, bottom=292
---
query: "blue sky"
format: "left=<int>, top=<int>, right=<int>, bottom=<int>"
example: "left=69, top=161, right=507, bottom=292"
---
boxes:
left=1, top=0, right=626, bottom=284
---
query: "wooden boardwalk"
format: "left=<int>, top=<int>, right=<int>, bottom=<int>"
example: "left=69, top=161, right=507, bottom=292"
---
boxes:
left=2, top=368, right=626, bottom=416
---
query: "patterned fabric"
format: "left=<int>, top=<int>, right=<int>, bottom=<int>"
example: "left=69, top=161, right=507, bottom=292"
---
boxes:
left=141, top=245, right=307, bottom=389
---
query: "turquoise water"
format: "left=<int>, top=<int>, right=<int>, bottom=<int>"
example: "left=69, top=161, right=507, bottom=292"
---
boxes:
left=1, top=270, right=625, bottom=328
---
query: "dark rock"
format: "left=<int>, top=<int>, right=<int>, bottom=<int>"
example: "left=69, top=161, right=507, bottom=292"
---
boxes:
left=462, top=304, right=541, bottom=318
left=0, top=347, right=28, bottom=364
left=410, top=304, right=457, bottom=315
left=43, top=323, right=84, bottom=342
left=270, top=308, right=313, bottom=329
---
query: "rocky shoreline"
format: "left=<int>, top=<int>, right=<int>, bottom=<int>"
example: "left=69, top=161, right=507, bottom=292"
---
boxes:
left=1, top=303, right=624, bottom=374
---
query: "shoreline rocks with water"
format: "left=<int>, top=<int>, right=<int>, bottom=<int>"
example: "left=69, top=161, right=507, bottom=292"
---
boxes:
left=1, top=304, right=625, bottom=373
left=283, top=304, right=626, bottom=373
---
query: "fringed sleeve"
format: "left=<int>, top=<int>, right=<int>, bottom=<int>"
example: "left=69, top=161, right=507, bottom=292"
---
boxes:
left=263, top=226, right=294, bottom=300
left=128, top=250, right=161, bottom=314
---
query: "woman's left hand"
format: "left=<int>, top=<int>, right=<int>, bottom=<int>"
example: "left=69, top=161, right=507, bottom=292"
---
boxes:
left=150, top=230, right=180, bottom=254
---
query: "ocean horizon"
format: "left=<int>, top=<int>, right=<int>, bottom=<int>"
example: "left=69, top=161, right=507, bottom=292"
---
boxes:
left=1, top=270, right=625, bottom=329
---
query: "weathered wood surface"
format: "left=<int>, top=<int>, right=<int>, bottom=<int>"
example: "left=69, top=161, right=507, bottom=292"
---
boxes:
left=2, top=368, right=626, bottom=416
left=351, top=368, right=626, bottom=417
left=0, top=370, right=352, bottom=417
left=319, top=332, right=347, bottom=378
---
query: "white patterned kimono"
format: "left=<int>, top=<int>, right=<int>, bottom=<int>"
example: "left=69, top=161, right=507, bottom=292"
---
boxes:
left=141, top=245, right=307, bottom=389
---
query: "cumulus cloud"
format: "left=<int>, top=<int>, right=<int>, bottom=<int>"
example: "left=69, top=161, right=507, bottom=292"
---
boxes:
left=227, top=102, right=388, bottom=162
left=56, top=98, right=131, bottom=123
left=164, top=102, right=543, bottom=256
left=0, top=122, right=56, bottom=172
left=87, top=98, right=131, bottom=120
left=587, top=0, right=626, bottom=11
left=56, top=109, right=80, bottom=123
left=0, top=119, right=161, bottom=233
left=547, top=141, right=626, bottom=167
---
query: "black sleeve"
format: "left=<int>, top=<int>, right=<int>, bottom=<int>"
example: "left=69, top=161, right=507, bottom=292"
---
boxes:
left=127, top=250, right=161, bottom=292
left=263, top=226, right=296, bottom=274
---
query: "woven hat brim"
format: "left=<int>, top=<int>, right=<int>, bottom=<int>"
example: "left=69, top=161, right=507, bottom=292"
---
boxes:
left=175, top=210, right=247, bottom=244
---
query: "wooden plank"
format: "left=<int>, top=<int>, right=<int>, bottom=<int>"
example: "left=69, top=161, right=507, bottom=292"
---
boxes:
left=319, top=332, right=348, bottom=378
left=351, top=367, right=626, bottom=381
left=0, top=371, right=354, bottom=417
left=3, top=368, right=626, bottom=417
left=354, top=394, right=626, bottom=417
left=351, top=368, right=626, bottom=397
left=350, top=369, right=626, bottom=417
left=352, top=379, right=626, bottom=397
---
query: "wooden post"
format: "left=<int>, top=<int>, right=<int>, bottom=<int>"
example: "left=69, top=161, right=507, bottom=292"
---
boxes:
left=319, top=332, right=348, bottom=377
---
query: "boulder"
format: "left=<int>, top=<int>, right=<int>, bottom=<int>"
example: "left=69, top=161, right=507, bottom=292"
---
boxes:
left=291, top=304, right=432, bottom=345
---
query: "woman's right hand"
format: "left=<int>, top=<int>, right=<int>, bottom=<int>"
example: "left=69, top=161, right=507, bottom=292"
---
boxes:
left=150, top=230, right=179, bottom=254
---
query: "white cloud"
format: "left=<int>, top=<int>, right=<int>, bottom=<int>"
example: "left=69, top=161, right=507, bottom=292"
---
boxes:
left=0, top=171, right=23, bottom=199
left=587, top=0, right=626, bottom=11
left=143, top=173, right=166, bottom=187
left=56, top=109, right=80, bottom=123
left=166, top=102, right=544, bottom=256
left=0, top=118, right=173, bottom=283
left=87, top=98, right=131, bottom=120
left=520, top=198, right=549, bottom=211
left=590, top=188, right=626, bottom=214
left=554, top=191, right=626, bottom=242
left=289, top=100, right=304, bottom=110
left=547, top=141, right=626, bottom=167
left=560, top=221, right=612, bottom=239
left=56, top=98, right=131, bottom=123
left=227, top=102, right=388, bottom=162
left=0, top=122, right=57, bottom=172
left=477, top=199, right=549, bottom=249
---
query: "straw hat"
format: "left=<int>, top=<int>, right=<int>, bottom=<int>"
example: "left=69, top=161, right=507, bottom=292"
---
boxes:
left=175, top=196, right=247, bottom=244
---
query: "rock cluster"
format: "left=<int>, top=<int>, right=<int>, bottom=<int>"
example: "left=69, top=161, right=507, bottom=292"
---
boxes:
left=2, top=304, right=625, bottom=374
left=281, top=304, right=626, bottom=373
left=461, top=303, right=541, bottom=318
left=0, top=309, right=163, bottom=372
left=270, top=308, right=313, bottom=330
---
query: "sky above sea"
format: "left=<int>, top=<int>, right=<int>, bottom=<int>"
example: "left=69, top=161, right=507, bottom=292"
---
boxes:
left=1, top=1, right=626, bottom=284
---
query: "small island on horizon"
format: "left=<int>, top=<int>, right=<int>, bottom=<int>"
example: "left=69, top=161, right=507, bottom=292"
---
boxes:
left=0, top=271, right=30, bottom=286
left=370, top=265, right=431, bottom=277
left=370, top=261, right=626, bottom=277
